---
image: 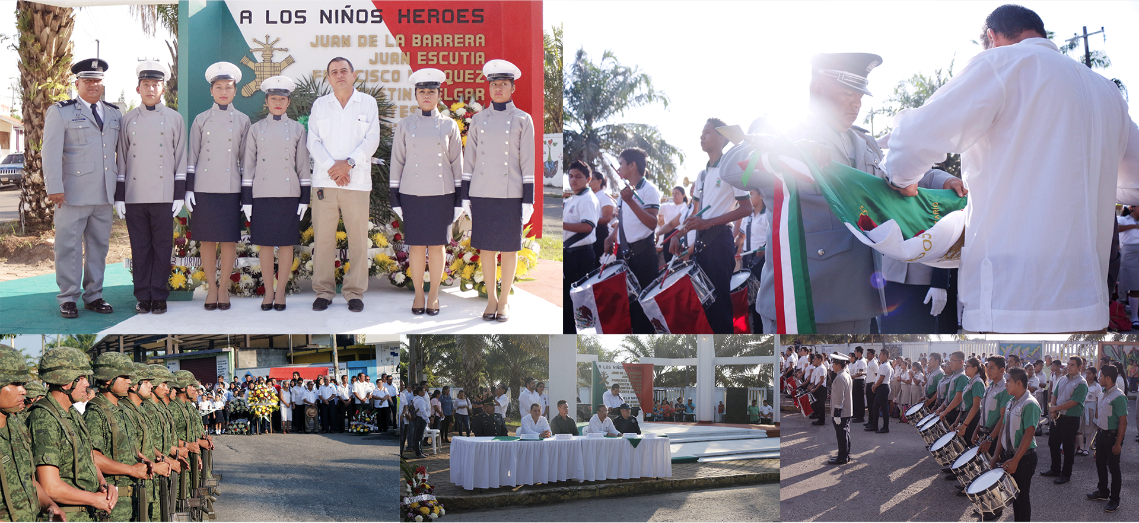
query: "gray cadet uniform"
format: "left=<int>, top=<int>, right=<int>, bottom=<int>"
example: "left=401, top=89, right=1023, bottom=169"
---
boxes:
left=389, top=108, right=463, bottom=245
left=241, top=114, right=311, bottom=246
left=187, top=103, right=250, bottom=242
left=115, top=103, right=187, bottom=303
left=461, top=100, right=535, bottom=252
left=43, top=97, right=121, bottom=307
left=830, top=356, right=854, bottom=462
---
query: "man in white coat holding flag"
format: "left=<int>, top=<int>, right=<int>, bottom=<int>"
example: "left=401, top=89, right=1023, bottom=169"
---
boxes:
left=884, top=4, right=1139, bottom=333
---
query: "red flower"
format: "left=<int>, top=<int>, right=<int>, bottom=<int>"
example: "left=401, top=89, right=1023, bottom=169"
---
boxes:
left=255, top=285, right=265, bottom=295
left=178, top=217, right=187, bottom=225
left=245, top=221, right=251, bottom=227
left=334, top=260, right=341, bottom=267
left=230, top=273, right=240, bottom=282
left=471, top=255, right=479, bottom=263
left=393, top=233, right=403, bottom=242
left=392, top=219, right=401, bottom=228
left=186, top=231, right=192, bottom=240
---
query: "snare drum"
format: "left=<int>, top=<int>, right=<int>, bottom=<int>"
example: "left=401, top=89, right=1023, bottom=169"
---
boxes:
left=950, top=446, right=991, bottom=488
left=918, top=417, right=949, bottom=447
left=638, top=261, right=716, bottom=334
left=794, top=393, right=814, bottom=417
left=728, top=269, right=759, bottom=334
left=570, top=261, right=643, bottom=334
left=929, top=432, right=967, bottom=466
left=916, top=413, right=939, bottom=432
left=904, top=403, right=929, bottom=426
left=966, top=469, right=1019, bottom=515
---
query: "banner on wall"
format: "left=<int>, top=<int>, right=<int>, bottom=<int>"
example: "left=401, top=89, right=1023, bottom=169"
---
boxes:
left=543, top=133, right=562, bottom=188
left=1099, top=341, right=1139, bottom=368
left=592, top=362, right=654, bottom=416
left=999, top=343, right=1041, bottom=363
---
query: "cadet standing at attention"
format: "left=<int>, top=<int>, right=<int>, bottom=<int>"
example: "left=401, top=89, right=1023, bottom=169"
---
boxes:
left=29, top=347, right=115, bottom=521
left=85, top=352, right=151, bottom=522
left=389, top=67, right=464, bottom=316
left=115, top=61, right=188, bottom=315
left=461, top=59, right=535, bottom=323
left=125, top=363, right=172, bottom=521
left=43, top=58, right=120, bottom=319
left=241, top=75, right=310, bottom=312
left=0, top=345, right=64, bottom=521
left=187, top=62, right=250, bottom=312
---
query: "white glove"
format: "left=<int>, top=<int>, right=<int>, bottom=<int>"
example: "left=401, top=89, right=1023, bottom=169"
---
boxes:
left=185, top=191, right=196, bottom=213
left=242, top=204, right=253, bottom=219
left=521, top=203, right=534, bottom=224
left=114, top=201, right=126, bottom=218
left=393, top=206, right=404, bottom=221
left=924, top=287, right=948, bottom=316
left=297, top=203, right=308, bottom=217
left=462, top=200, right=471, bottom=217
left=453, top=207, right=462, bottom=223
left=599, top=253, right=615, bottom=266
left=172, top=200, right=184, bottom=218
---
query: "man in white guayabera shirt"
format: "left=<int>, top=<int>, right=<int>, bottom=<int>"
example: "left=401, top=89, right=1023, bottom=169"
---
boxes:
left=885, top=4, right=1139, bottom=333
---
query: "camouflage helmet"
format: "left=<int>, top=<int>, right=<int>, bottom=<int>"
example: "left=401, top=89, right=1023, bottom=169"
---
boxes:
left=149, top=364, right=175, bottom=384
left=92, top=352, right=136, bottom=383
left=173, top=370, right=197, bottom=390
left=23, top=381, right=46, bottom=399
left=38, top=347, right=92, bottom=385
left=0, top=345, right=34, bottom=388
left=132, top=362, right=152, bottom=382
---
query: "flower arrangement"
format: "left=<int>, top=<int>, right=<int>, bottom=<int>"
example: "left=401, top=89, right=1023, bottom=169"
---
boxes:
left=229, top=419, right=250, bottom=435
left=401, top=460, right=446, bottom=522
left=227, top=397, right=249, bottom=415
left=298, top=218, right=406, bottom=287
left=246, top=385, right=279, bottom=422
left=439, top=99, right=482, bottom=147
left=448, top=225, right=541, bottom=295
left=350, top=410, right=377, bottom=433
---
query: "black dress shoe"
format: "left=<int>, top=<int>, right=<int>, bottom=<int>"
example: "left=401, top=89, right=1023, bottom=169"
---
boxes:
left=496, top=304, right=510, bottom=322
left=1088, top=490, right=1110, bottom=500
left=217, top=300, right=231, bottom=310
left=876, top=428, right=889, bottom=434
left=261, top=300, right=274, bottom=311
left=348, top=299, right=364, bottom=312
left=944, top=473, right=958, bottom=480
left=827, top=457, right=849, bottom=465
left=864, top=426, right=878, bottom=431
left=135, top=301, right=152, bottom=314
left=151, top=300, right=167, bottom=314
left=412, top=307, right=425, bottom=315
left=60, top=302, right=79, bottom=319
left=205, top=301, right=218, bottom=311
left=274, top=302, right=286, bottom=311
left=1040, top=469, right=1061, bottom=477
left=1054, top=476, right=1070, bottom=485
left=851, top=418, right=864, bottom=424
left=313, top=298, right=331, bottom=311
left=942, top=467, right=954, bottom=474
left=84, top=299, right=113, bottom=314
left=426, top=300, right=440, bottom=316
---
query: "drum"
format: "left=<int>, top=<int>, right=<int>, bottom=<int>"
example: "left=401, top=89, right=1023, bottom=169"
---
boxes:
left=637, top=261, right=716, bottom=334
left=928, top=432, right=967, bottom=466
left=966, top=469, right=1019, bottom=515
left=570, top=261, right=643, bottom=334
left=918, top=417, right=948, bottom=447
left=794, top=394, right=814, bottom=417
left=916, top=413, right=939, bottom=432
left=950, top=446, right=991, bottom=488
left=728, top=269, right=759, bottom=333
left=904, top=403, right=929, bottom=426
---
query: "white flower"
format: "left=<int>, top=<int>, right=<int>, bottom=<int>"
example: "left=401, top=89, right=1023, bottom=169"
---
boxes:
left=441, top=109, right=451, bottom=117
left=424, top=271, right=431, bottom=283
left=469, top=102, right=482, bottom=112
left=394, top=272, right=406, bottom=284
left=463, top=252, right=473, bottom=263
left=239, top=273, right=254, bottom=286
left=414, top=516, right=423, bottom=522
left=473, top=272, right=483, bottom=284
left=439, top=508, right=445, bottom=516
left=455, top=107, right=466, bottom=117
left=428, top=514, right=437, bottom=520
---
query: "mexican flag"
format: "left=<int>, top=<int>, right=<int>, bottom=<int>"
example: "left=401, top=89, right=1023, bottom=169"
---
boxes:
left=570, top=269, right=633, bottom=334
left=720, top=139, right=968, bottom=333
left=639, top=275, right=714, bottom=334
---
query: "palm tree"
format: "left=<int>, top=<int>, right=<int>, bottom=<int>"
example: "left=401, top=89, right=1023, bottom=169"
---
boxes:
left=617, top=335, right=696, bottom=387
left=564, top=49, right=683, bottom=195
left=482, top=335, right=547, bottom=419
left=543, top=24, right=563, bottom=134
left=453, top=335, right=488, bottom=400
left=1051, top=31, right=1127, bottom=101
left=713, top=335, right=773, bottom=388
left=129, top=4, right=179, bottom=108
left=16, top=2, right=75, bottom=233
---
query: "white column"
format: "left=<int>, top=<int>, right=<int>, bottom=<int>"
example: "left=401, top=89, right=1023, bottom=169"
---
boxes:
left=696, top=335, right=715, bottom=422
left=549, top=335, right=577, bottom=420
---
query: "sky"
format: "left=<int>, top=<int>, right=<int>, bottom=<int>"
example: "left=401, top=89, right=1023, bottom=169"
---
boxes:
left=0, top=3, right=175, bottom=113
left=550, top=0, right=1139, bottom=187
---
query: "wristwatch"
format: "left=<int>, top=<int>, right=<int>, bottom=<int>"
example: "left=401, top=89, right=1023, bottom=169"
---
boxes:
left=346, top=158, right=356, bottom=168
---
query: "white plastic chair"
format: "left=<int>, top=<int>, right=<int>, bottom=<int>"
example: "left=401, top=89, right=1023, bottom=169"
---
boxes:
left=423, top=428, right=441, bottom=455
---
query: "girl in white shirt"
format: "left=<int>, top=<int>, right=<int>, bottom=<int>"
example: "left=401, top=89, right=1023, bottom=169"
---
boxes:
left=1078, top=367, right=1101, bottom=456
left=454, top=390, right=472, bottom=437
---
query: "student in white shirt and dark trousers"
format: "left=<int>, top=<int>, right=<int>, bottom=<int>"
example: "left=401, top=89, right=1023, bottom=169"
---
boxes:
left=849, top=346, right=867, bottom=423
left=603, top=148, right=661, bottom=333
left=564, top=160, right=601, bottom=332
left=588, top=171, right=616, bottom=263
left=867, top=349, right=892, bottom=433
left=409, top=385, right=431, bottom=459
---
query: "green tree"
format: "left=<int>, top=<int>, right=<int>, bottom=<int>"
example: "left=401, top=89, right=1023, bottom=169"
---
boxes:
left=866, top=59, right=960, bottom=176
left=45, top=334, right=96, bottom=350
left=129, top=4, right=179, bottom=108
left=543, top=24, right=563, bottom=134
left=482, top=335, right=547, bottom=420
left=564, top=49, right=682, bottom=195
left=616, top=335, right=696, bottom=387
left=1051, top=30, right=1127, bottom=101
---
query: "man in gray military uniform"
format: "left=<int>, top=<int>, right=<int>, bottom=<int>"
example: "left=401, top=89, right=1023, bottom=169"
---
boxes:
left=829, top=353, right=854, bottom=465
left=114, top=60, right=187, bottom=315
left=751, top=53, right=965, bottom=333
left=43, top=58, right=120, bottom=319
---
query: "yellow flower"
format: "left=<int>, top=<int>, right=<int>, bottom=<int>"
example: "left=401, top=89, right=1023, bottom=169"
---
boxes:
left=460, top=238, right=471, bottom=247
left=191, top=271, right=205, bottom=281
left=344, top=261, right=350, bottom=271
left=456, top=119, right=465, bottom=132
left=169, top=273, right=187, bottom=289
left=450, top=101, right=466, bottom=111
left=419, top=507, right=430, bottom=515
left=291, top=257, right=300, bottom=271
left=336, top=231, right=348, bottom=241
left=173, top=231, right=180, bottom=241
left=461, top=135, right=467, bottom=147
left=462, top=266, right=474, bottom=280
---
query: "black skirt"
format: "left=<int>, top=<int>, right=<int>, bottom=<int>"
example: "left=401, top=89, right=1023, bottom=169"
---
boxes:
left=401, top=193, right=454, bottom=246
left=470, top=197, right=522, bottom=252
left=251, top=197, right=300, bottom=247
left=190, top=192, right=242, bottom=242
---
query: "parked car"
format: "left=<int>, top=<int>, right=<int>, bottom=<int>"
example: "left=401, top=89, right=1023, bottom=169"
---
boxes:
left=0, top=153, right=23, bottom=186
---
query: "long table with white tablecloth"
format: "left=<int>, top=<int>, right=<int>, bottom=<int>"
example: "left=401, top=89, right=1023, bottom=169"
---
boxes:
left=449, top=435, right=673, bottom=490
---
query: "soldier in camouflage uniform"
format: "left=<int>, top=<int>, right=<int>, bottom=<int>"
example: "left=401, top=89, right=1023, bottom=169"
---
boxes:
left=85, top=352, right=151, bottom=521
left=152, top=367, right=187, bottom=517
left=0, top=346, right=64, bottom=522
left=124, top=363, right=172, bottom=521
left=172, top=372, right=207, bottom=501
left=185, top=381, right=214, bottom=484
left=29, top=347, right=115, bottom=521
left=147, top=365, right=184, bottom=520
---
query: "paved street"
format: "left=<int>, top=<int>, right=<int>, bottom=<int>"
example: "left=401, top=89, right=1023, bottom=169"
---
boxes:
left=210, top=431, right=397, bottom=521
left=445, top=483, right=779, bottom=522
left=780, top=394, right=1139, bottom=521
left=0, top=184, right=17, bottom=223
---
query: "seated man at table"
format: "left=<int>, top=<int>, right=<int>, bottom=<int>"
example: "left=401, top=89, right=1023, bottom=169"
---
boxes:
left=613, top=403, right=641, bottom=435
left=471, top=397, right=507, bottom=437
left=586, top=404, right=621, bottom=436
left=550, top=399, right=579, bottom=435
left=518, top=402, right=553, bottom=438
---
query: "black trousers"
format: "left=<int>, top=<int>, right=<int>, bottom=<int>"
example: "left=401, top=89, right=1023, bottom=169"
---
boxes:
left=1047, top=415, right=1079, bottom=477
left=869, top=384, right=890, bottom=430
left=377, top=406, right=390, bottom=432
left=852, top=379, right=865, bottom=420
left=410, top=417, right=427, bottom=454
left=293, top=404, right=307, bottom=432
left=623, top=237, right=658, bottom=334
left=693, top=225, right=734, bottom=334
left=865, top=383, right=877, bottom=426
left=1007, top=449, right=1036, bottom=522
left=564, top=245, right=599, bottom=333
left=812, top=385, right=827, bottom=422
left=944, top=408, right=960, bottom=426
left=833, top=413, right=851, bottom=460
left=440, top=414, right=453, bottom=440
left=962, top=412, right=980, bottom=444
left=125, top=203, right=173, bottom=301
left=1095, top=429, right=1123, bottom=502
left=747, top=256, right=765, bottom=334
